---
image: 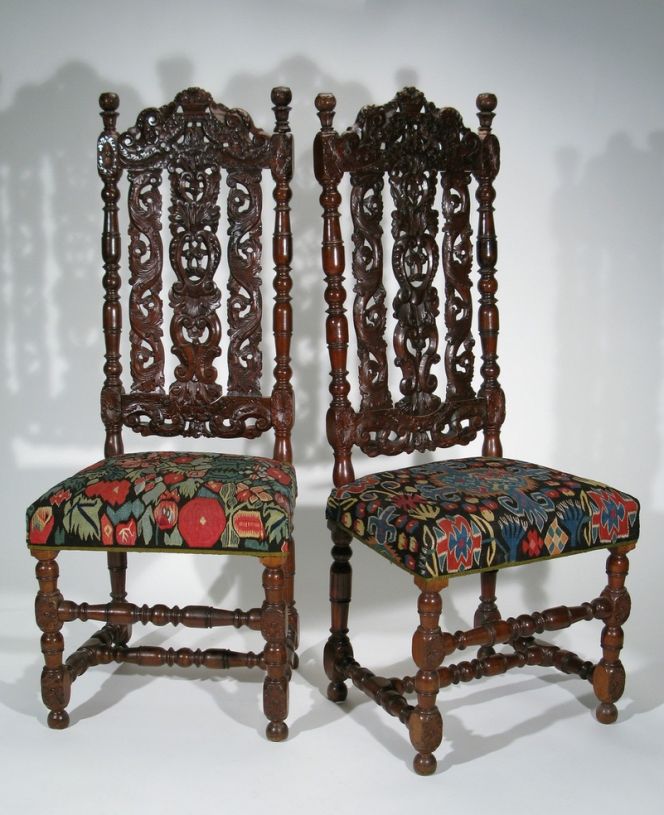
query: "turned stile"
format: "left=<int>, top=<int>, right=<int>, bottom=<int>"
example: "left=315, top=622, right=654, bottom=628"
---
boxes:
left=315, top=93, right=357, bottom=703
left=270, top=87, right=298, bottom=666
left=473, top=94, right=504, bottom=655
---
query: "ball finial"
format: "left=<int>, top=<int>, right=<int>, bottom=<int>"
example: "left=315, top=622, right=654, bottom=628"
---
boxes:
left=99, top=92, right=119, bottom=112
left=476, top=93, right=497, bottom=113
left=315, top=93, right=337, bottom=113
left=271, top=86, right=292, bottom=107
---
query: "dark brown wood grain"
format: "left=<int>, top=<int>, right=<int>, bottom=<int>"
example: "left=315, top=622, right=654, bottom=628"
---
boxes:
left=30, top=87, right=295, bottom=740
left=314, top=87, right=638, bottom=774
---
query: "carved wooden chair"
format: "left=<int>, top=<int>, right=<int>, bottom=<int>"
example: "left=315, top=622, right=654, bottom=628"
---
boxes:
left=26, top=86, right=297, bottom=740
left=314, top=88, right=640, bottom=774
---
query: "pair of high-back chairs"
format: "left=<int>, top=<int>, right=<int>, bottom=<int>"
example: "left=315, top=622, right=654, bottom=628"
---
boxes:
left=26, top=86, right=640, bottom=775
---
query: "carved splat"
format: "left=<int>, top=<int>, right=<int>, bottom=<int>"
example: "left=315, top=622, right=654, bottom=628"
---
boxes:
left=317, top=87, right=485, bottom=457
left=97, top=87, right=292, bottom=441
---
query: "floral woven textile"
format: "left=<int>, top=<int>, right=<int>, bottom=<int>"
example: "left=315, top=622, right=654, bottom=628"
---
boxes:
left=326, top=457, right=639, bottom=580
left=27, top=451, right=296, bottom=555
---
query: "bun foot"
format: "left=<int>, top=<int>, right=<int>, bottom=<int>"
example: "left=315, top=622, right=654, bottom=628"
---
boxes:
left=47, top=710, right=70, bottom=730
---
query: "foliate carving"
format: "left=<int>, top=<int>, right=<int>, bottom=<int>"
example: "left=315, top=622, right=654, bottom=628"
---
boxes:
left=390, top=162, right=441, bottom=415
left=339, top=87, right=476, bottom=174
left=128, top=170, right=165, bottom=393
left=351, top=172, right=391, bottom=412
left=354, top=399, right=483, bottom=456
left=442, top=171, right=476, bottom=401
left=168, top=152, right=223, bottom=408
left=227, top=167, right=263, bottom=395
left=122, top=393, right=272, bottom=439
left=117, top=88, right=273, bottom=173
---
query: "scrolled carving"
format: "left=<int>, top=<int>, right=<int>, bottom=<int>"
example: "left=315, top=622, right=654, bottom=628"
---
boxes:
left=441, top=170, right=476, bottom=401
left=122, top=393, right=272, bottom=439
left=354, top=399, right=483, bottom=456
left=128, top=169, right=165, bottom=393
left=118, top=88, right=273, bottom=172
left=227, top=167, right=263, bottom=395
left=351, top=172, right=391, bottom=412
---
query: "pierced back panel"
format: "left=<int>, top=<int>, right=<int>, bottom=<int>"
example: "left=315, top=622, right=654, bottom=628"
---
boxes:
left=314, top=88, right=503, bottom=485
left=98, top=87, right=293, bottom=457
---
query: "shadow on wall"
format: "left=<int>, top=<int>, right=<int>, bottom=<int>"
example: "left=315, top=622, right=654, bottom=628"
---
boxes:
left=551, top=132, right=664, bottom=506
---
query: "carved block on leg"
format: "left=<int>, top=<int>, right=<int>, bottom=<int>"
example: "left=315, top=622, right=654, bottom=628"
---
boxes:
left=33, top=550, right=71, bottom=728
left=593, top=546, right=633, bottom=724
left=260, top=557, right=289, bottom=741
left=408, top=576, right=447, bottom=775
left=325, top=524, right=354, bottom=703
left=283, top=541, right=299, bottom=670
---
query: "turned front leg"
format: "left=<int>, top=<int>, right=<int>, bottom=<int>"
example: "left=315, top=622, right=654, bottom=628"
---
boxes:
left=33, top=550, right=71, bottom=729
left=408, top=575, right=447, bottom=776
left=593, top=545, right=633, bottom=724
left=260, top=556, right=289, bottom=741
left=324, top=523, right=354, bottom=703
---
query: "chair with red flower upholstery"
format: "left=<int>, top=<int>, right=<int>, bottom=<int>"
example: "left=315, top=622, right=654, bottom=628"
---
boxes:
left=26, top=87, right=297, bottom=740
left=313, top=88, right=640, bottom=774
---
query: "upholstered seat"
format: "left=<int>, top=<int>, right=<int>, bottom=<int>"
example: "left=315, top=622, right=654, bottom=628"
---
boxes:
left=327, top=457, right=639, bottom=579
left=27, top=452, right=296, bottom=554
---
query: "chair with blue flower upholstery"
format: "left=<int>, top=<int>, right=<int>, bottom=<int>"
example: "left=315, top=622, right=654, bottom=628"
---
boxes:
left=313, top=88, right=640, bottom=774
left=26, top=86, right=297, bottom=740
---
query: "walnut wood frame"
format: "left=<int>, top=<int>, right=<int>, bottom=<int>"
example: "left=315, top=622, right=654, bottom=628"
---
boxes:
left=31, top=87, right=296, bottom=741
left=314, top=88, right=635, bottom=773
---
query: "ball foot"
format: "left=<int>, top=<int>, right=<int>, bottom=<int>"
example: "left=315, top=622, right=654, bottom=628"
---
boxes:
left=327, top=680, right=348, bottom=703
left=413, top=752, right=437, bottom=776
left=596, top=702, right=618, bottom=724
left=266, top=721, right=288, bottom=742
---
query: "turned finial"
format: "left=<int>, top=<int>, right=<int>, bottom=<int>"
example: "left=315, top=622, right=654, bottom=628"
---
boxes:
left=99, top=92, right=119, bottom=112
left=476, top=92, right=497, bottom=135
left=315, top=93, right=336, bottom=129
left=271, top=86, right=292, bottom=133
left=271, top=86, right=292, bottom=108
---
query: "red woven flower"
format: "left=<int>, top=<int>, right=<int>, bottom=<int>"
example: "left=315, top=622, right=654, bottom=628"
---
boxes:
left=178, top=498, right=226, bottom=548
left=29, top=507, right=54, bottom=544
left=153, top=499, right=178, bottom=531
left=84, top=479, right=131, bottom=507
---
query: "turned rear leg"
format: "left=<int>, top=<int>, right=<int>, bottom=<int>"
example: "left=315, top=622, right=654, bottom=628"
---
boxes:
left=324, top=523, right=354, bottom=702
left=474, top=569, right=500, bottom=658
left=107, top=551, right=132, bottom=646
